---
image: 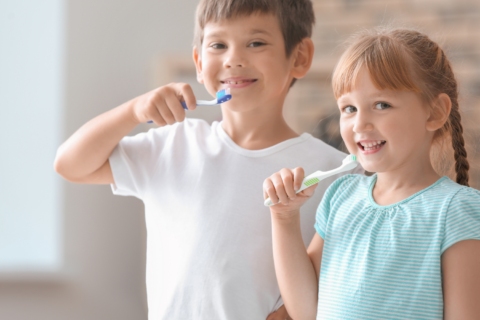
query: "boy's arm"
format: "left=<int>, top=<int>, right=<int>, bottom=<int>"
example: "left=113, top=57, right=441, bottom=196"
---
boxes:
left=54, top=84, right=197, bottom=184
left=442, top=239, right=480, bottom=319
left=264, top=168, right=321, bottom=320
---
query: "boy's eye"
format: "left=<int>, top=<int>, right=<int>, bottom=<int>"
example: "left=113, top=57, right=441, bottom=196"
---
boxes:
left=343, top=105, right=357, bottom=114
left=210, top=43, right=226, bottom=49
left=248, top=41, right=266, bottom=48
left=375, top=102, right=391, bottom=110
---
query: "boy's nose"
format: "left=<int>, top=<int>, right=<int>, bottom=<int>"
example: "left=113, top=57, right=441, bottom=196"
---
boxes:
left=223, top=49, right=246, bottom=68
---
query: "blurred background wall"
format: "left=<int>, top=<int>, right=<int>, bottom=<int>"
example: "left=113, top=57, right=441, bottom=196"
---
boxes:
left=0, top=1, right=478, bottom=319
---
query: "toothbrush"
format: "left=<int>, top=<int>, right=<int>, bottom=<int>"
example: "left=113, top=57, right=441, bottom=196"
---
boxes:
left=147, top=88, right=232, bottom=123
left=180, top=88, right=232, bottom=109
left=264, top=154, right=359, bottom=207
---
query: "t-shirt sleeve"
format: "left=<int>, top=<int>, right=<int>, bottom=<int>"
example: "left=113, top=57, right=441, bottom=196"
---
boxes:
left=441, top=186, right=480, bottom=253
left=314, top=176, right=349, bottom=239
left=109, top=127, right=167, bottom=198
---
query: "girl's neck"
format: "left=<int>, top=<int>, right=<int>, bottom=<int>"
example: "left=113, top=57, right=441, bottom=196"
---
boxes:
left=373, top=162, right=441, bottom=206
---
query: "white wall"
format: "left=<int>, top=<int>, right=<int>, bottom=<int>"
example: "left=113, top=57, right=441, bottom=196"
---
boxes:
left=0, top=0, right=199, bottom=319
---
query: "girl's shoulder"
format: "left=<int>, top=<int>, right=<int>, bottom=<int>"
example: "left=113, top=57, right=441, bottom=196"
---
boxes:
left=439, top=178, right=480, bottom=253
left=435, top=177, right=480, bottom=205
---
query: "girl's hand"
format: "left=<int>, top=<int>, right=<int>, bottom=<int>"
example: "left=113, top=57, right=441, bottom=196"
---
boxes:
left=130, top=83, right=197, bottom=126
left=263, top=167, right=318, bottom=217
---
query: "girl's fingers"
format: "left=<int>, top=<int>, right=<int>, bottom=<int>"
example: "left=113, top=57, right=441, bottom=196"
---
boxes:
left=264, top=174, right=289, bottom=205
left=292, top=167, right=305, bottom=191
left=280, top=168, right=297, bottom=200
left=301, top=183, right=318, bottom=197
left=263, top=178, right=280, bottom=205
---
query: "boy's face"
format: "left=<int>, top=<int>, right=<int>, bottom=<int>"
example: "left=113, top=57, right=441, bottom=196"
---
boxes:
left=193, top=13, right=297, bottom=112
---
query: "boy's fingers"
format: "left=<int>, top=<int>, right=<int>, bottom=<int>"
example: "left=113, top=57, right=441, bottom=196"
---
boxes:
left=164, top=94, right=186, bottom=123
left=146, top=98, right=167, bottom=126
left=175, top=83, right=196, bottom=110
left=292, top=167, right=305, bottom=191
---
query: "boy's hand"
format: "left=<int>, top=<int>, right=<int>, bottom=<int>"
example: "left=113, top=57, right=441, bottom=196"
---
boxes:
left=131, top=83, right=197, bottom=126
left=266, top=305, right=292, bottom=320
left=263, top=167, right=317, bottom=216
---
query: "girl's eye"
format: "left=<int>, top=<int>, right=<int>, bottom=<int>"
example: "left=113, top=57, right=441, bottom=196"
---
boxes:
left=375, top=102, right=391, bottom=110
left=210, top=43, right=226, bottom=49
left=249, top=41, right=266, bottom=48
left=343, top=105, right=357, bottom=114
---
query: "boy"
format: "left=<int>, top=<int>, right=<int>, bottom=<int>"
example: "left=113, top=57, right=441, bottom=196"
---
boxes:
left=55, top=0, right=359, bottom=318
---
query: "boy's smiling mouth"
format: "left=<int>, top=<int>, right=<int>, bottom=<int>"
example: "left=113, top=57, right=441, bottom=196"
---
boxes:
left=221, top=77, right=258, bottom=86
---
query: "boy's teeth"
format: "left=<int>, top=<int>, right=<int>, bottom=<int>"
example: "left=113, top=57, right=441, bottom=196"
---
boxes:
left=225, top=80, right=251, bottom=84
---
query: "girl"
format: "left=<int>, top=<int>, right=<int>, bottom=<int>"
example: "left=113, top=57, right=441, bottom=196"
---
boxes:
left=263, top=28, right=480, bottom=319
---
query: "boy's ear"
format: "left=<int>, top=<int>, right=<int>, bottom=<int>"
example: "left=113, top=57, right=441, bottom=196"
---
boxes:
left=426, top=93, right=452, bottom=131
left=193, top=46, right=204, bottom=84
left=290, top=38, right=314, bottom=79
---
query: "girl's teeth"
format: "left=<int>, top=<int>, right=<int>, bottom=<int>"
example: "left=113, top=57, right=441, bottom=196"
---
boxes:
left=360, top=140, right=385, bottom=151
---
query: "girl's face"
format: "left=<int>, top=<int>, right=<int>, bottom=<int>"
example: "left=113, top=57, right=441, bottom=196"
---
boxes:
left=338, top=68, right=434, bottom=174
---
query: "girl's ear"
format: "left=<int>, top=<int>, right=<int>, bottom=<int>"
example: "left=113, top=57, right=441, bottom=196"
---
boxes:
left=426, top=93, right=452, bottom=131
left=193, top=46, right=204, bottom=84
left=291, top=38, right=314, bottom=79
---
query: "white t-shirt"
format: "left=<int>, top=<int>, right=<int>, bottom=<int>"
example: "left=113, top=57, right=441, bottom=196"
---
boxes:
left=109, top=119, right=360, bottom=320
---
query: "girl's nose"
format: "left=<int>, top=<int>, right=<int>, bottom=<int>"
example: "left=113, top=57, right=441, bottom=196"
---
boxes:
left=353, top=112, right=374, bottom=133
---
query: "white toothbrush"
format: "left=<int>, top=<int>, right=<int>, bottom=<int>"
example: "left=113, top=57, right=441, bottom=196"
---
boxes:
left=264, top=154, right=359, bottom=207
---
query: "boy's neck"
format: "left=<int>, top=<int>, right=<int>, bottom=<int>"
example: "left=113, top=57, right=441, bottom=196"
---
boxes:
left=220, top=108, right=299, bottom=150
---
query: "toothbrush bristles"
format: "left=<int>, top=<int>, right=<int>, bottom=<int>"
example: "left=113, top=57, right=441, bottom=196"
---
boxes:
left=216, top=88, right=232, bottom=103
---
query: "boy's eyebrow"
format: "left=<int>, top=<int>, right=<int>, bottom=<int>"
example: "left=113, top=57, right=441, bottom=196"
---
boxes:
left=204, top=29, right=273, bottom=39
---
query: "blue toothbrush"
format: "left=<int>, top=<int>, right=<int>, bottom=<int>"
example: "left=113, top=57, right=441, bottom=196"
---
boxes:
left=180, top=88, right=231, bottom=109
left=147, top=88, right=231, bottom=123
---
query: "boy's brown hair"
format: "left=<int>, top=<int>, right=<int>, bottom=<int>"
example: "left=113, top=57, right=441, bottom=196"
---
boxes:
left=194, top=0, right=315, bottom=57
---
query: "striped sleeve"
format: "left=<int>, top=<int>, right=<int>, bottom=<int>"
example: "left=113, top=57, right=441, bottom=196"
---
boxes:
left=441, top=187, right=480, bottom=253
left=314, top=175, right=351, bottom=239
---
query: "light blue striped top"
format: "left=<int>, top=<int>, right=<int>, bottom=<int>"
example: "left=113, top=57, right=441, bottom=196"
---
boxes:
left=314, top=174, right=480, bottom=319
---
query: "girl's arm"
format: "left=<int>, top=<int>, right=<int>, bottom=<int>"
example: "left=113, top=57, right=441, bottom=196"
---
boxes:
left=271, top=212, right=323, bottom=320
left=264, top=168, right=323, bottom=320
left=54, top=83, right=196, bottom=184
left=442, top=239, right=480, bottom=319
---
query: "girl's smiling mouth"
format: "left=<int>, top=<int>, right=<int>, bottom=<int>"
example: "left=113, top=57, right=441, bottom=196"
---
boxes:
left=357, top=140, right=386, bottom=152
